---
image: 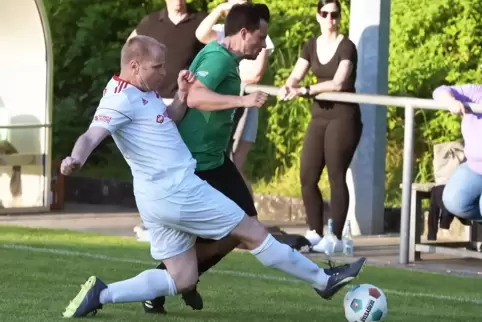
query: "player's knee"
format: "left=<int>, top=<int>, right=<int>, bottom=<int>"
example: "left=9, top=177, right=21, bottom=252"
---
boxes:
left=170, top=270, right=199, bottom=294
left=230, top=215, right=268, bottom=250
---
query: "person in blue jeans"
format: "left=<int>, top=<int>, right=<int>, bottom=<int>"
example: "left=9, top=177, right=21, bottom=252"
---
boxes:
left=433, top=84, right=482, bottom=220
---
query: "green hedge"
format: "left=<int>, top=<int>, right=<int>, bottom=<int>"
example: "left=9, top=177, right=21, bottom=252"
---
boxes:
left=45, top=0, right=482, bottom=205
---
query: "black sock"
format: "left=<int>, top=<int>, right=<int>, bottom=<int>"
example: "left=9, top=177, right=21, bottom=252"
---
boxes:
left=153, top=253, right=227, bottom=297
left=155, top=252, right=227, bottom=277
left=156, top=262, right=166, bottom=270
left=197, top=254, right=226, bottom=275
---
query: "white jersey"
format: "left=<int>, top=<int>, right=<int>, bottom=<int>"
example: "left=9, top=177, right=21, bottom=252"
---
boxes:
left=90, top=75, right=197, bottom=200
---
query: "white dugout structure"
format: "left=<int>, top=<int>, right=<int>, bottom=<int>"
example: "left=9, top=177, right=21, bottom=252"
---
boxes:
left=0, top=0, right=53, bottom=213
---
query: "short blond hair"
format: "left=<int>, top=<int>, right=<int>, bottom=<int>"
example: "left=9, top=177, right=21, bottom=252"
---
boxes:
left=120, top=35, right=166, bottom=66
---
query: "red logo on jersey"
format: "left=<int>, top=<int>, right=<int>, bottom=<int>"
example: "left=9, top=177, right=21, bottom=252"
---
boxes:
left=156, top=110, right=170, bottom=124
left=142, top=98, right=148, bottom=105
left=94, top=115, right=112, bottom=123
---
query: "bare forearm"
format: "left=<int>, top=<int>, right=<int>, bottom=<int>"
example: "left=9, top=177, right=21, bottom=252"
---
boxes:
left=70, top=133, right=100, bottom=166
left=196, top=7, right=223, bottom=43
left=167, top=91, right=188, bottom=123
left=187, top=87, right=243, bottom=111
left=285, top=77, right=301, bottom=87
left=309, top=80, right=342, bottom=95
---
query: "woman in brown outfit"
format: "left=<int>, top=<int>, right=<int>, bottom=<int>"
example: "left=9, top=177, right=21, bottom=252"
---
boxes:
left=279, top=0, right=362, bottom=253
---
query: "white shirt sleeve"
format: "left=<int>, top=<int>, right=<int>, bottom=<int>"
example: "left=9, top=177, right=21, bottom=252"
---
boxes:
left=90, top=93, right=133, bottom=134
left=212, top=23, right=225, bottom=43
left=265, top=35, right=275, bottom=55
left=238, top=33, right=275, bottom=81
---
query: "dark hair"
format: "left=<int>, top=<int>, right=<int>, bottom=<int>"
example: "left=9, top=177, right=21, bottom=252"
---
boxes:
left=317, top=0, right=341, bottom=12
left=224, top=3, right=270, bottom=37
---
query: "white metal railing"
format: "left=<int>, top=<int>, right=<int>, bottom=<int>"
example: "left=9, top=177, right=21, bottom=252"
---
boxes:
left=244, top=84, right=482, bottom=265
left=0, top=124, right=52, bottom=129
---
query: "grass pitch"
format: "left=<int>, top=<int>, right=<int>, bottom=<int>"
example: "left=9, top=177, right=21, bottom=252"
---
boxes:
left=0, top=226, right=481, bottom=321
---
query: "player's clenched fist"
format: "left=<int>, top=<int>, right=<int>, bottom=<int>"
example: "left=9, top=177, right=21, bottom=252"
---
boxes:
left=241, top=91, right=268, bottom=108
left=177, top=70, right=196, bottom=93
left=60, top=156, right=82, bottom=176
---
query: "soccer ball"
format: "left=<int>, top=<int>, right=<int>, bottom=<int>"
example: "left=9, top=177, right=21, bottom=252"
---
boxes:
left=343, top=284, right=388, bottom=322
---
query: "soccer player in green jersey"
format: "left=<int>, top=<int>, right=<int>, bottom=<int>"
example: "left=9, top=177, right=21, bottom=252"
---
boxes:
left=143, top=2, right=270, bottom=314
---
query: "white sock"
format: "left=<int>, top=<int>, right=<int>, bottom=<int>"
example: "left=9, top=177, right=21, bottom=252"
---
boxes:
left=99, top=269, right=177, bottom=304
left=250, top=234, right=329, bottom=290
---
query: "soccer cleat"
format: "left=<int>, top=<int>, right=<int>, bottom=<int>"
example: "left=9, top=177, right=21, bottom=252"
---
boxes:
left=143, top=297, right=167, bottom=314
left=143, top=287, right=203, bottom=314
left=315, top=257, right=367, bottom=300
left=181, top=287, right=203, bottom=310
left=63, top=276, right=107, bottom=318
left=324, top=259, right=351, bottom=275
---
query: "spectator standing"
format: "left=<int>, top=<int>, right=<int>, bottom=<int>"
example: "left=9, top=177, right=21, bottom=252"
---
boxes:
left=195, top=0, right=275, bottom=186
left=130, top=0, right=207, bottom=106
left=279, top=0, right=362, bottom=253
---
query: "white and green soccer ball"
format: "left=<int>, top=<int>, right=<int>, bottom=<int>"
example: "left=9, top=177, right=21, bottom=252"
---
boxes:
left=343, top=284, right=388, bottom=322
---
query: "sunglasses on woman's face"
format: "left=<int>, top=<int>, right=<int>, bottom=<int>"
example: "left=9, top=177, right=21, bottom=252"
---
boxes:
left=320, top=11, right=340, bottom=19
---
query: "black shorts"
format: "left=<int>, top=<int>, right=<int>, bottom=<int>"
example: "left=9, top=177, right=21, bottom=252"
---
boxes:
left=195, top=155, right=257, bottom=243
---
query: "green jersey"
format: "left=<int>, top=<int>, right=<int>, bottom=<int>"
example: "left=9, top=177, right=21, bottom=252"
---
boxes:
left=178, top=41, right=241, bottom=171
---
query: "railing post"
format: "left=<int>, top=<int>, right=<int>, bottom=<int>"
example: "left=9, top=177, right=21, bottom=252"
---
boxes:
left=399, top=104, right=415, bottom=264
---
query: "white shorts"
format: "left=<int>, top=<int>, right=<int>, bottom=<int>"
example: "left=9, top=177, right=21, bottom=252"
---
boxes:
left=136, top=175, right=245, bottom=260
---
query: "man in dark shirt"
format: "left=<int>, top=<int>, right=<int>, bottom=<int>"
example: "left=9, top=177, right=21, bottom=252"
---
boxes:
left=129, top=0, right=207, bottom=103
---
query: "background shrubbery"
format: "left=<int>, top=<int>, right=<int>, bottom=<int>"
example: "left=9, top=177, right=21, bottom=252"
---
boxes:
left=45, top=0, right=482, bottom=206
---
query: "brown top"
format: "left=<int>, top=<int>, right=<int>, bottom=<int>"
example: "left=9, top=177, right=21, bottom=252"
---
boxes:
left=301, top=36, right=360, bottom=119
left=135, top=9, right=208, bottom=98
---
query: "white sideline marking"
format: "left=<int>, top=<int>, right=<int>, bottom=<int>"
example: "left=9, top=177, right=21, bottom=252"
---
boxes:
left=2, top=243, right=482, bottom=305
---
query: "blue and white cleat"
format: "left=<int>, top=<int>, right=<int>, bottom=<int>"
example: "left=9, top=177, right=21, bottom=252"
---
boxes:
left=63, top=276, right=107, bottom=318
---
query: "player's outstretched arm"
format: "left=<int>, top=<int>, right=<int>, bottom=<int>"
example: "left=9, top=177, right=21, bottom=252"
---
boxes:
left=61, top=94, right=133, bottom=176
left=187, top=80, right=245, bottom=111
left=187, top=80, right=268, bottom=111
left=71, top=127, right=110, bottom=167
left=187, top=80, right=264, bottom=111
left=61, top=127, right=110, bottom=176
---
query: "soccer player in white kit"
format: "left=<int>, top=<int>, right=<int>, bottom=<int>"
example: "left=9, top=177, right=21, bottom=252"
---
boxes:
left=61, top=35, right=366, bottom=318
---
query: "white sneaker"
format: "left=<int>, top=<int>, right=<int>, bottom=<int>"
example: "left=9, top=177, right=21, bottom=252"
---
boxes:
left=304, top=230, right=322, bottom=246
left=333, top=238, right=344, bottom=253
left=312, top=236, right=344, bottom=254
left=133, top=224, right=151, bottom=242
